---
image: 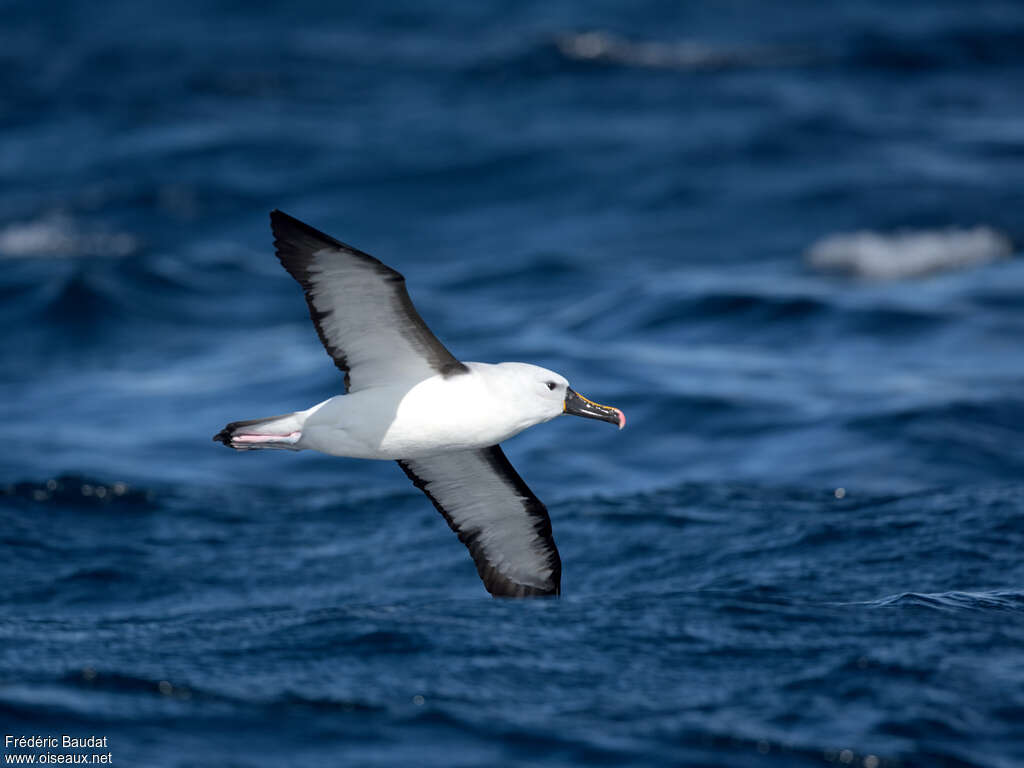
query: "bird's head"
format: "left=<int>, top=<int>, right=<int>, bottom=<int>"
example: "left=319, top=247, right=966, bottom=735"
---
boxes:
left=493, top=363, right=625, bottom=430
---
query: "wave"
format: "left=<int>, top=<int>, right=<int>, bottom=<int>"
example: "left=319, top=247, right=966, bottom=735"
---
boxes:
left=553, top=31, right=807, bottom=72
left=0, top=213, right=140, bottom=259
left=43, top=670, right=381, bottom=713
left=1, top=475, right=153, bottom=507
left=842, top=25, right=1024, bottom=71
left=639, top=292, right=829, bottom=327
left=550, top=25, right=1024, bottom=76
left=868, top=590, right=1024, bottom=612
left=806, top=227, right=1013, bottom=279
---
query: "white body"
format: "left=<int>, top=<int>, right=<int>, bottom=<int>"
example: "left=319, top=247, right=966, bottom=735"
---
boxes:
left=242, top=362, right=569, bottom=460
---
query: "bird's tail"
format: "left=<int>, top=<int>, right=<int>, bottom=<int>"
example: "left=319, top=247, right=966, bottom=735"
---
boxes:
left=213, top=412, right=305, bottom=451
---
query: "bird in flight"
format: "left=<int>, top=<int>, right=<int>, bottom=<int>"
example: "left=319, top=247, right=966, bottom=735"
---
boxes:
left=215, top=211, right=624, bottom=597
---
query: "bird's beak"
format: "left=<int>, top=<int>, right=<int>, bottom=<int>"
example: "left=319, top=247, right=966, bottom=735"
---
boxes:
left=563, top=388, right=626, bottom=429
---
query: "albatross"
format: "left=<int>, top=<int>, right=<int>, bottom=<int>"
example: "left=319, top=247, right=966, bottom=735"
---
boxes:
left=214, top=211, right=624, bottom=598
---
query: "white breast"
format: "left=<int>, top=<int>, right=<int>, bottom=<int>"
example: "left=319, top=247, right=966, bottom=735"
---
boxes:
left=297, top=366, right=536, bottom=460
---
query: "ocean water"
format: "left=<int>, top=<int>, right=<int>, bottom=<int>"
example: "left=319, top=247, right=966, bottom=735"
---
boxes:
left=3, top=1, right=1024, bottom=766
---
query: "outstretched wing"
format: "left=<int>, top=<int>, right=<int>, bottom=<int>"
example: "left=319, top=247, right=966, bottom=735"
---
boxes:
left=270, top=210, right=468, bottom=392
left=397, top=446, right=562, bottom=597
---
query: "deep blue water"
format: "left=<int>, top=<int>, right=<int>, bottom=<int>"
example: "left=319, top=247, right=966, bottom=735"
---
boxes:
left=3, top=1, right=1024, bottom=766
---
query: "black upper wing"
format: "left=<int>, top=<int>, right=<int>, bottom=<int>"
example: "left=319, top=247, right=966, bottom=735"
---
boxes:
left=270, top=210, right=468, bottom=392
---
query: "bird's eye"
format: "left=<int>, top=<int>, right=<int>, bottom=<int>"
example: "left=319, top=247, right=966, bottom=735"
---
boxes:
left=545, top=381, right=557, bottom=391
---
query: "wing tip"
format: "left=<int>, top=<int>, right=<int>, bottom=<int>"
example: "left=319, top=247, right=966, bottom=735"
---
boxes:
left=268, top=209, right=401, bottom=288
left=484, top=573, right=561, bottom=598
left=270, top=209, right=345, bottom=253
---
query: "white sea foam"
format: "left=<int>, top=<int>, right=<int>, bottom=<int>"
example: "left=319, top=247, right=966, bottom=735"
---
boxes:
left=806, top=227, right=1013, bottom=279
left=0, top=213, right=140, bottom=259
left=555, top=31, right=803, bottom=71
